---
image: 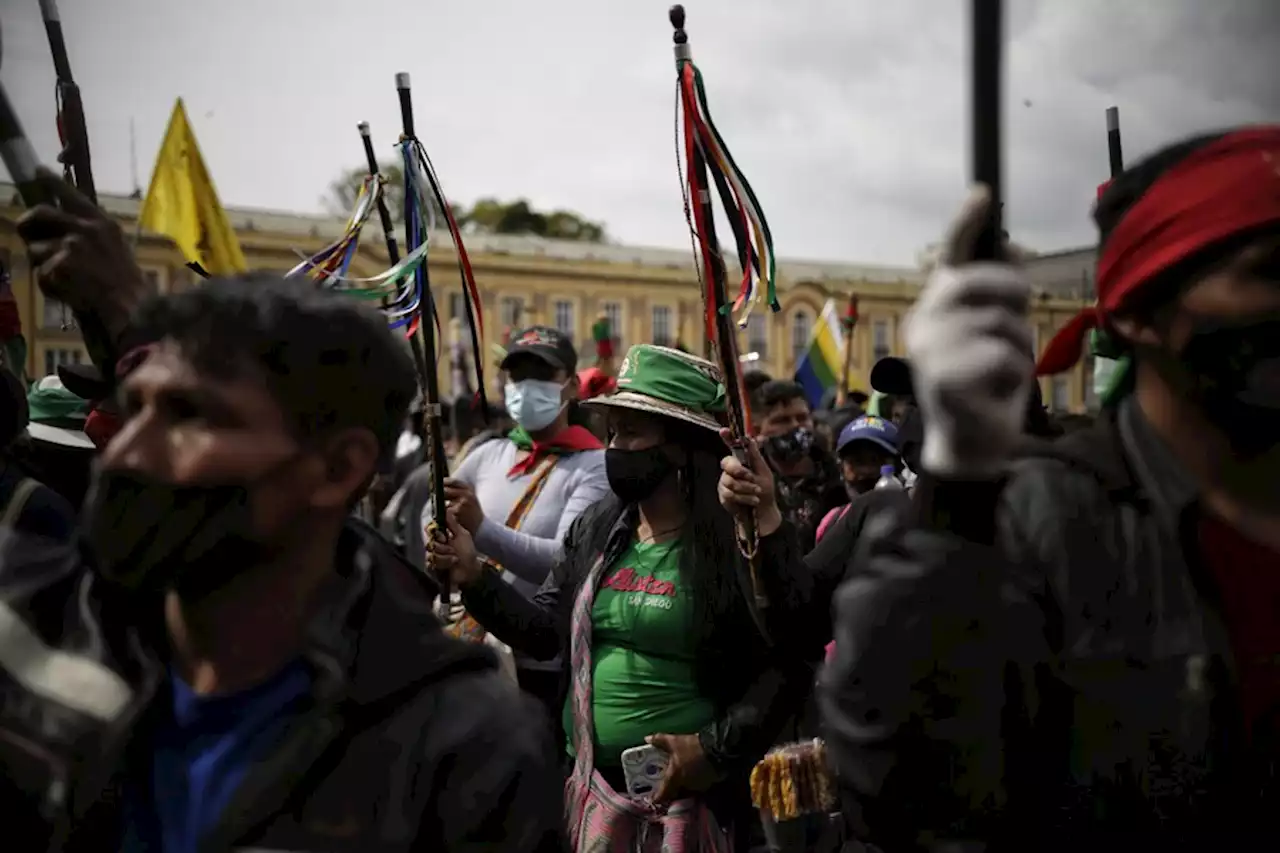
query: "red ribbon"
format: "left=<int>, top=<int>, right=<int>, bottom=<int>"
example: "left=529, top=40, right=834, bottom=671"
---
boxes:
left=1037, top=126, right=1280, bottom=376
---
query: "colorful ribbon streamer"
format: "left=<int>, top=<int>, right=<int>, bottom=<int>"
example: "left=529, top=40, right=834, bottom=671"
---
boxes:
left=675, top=51, right=779, bottom=329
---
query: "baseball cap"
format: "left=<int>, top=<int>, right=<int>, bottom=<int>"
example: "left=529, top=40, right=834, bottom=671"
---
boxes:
left=870, top=356, right=913, bottom=396
left=500, top=325, right=578, bottom=373
left=836, top=415, right=900, bottom=456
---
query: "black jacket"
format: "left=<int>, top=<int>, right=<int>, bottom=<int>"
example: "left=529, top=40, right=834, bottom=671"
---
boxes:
left=820, top=398, right=1279, bottom=851
left=760, top=486, right=913, bottom=662
left=0, top=519, right=566, bottom=853
left=460, top=494, right=813, bottom=779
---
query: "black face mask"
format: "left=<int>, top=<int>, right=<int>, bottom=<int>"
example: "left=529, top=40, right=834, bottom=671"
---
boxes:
left=764, top=427, right=814, bottom=464
left=83, top=469, right=275, bottom=600
left=605, top=446, right=673, bottom=504
left=1178, top=315, right=1280, bottom=457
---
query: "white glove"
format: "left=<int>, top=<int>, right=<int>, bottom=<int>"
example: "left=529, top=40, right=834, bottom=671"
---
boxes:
left=903, top=186, right=1034, bottom=479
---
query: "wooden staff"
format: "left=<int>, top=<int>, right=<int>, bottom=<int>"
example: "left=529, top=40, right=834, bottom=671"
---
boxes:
left=915, top=0, right=1006, bottom=548
left=837, top=294, right=859, bottom=406
left=396, top=72, right=451, bottom=607
left=1106, top=106, right=1124, bottom=178
left=29, top=2, right=118, bottom=370
left=970, top=0, right=1004, bottom=262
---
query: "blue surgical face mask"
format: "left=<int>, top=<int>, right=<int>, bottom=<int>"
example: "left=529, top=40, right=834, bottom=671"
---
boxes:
left=505, top=379, right=566, bottom=432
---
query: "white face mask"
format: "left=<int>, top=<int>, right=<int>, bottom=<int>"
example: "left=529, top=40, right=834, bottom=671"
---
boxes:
left=505, top=379, right=567, bottom=432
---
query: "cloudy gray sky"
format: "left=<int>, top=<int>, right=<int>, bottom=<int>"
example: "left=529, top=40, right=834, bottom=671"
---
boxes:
left=4, top=0, right=1277, bottom=266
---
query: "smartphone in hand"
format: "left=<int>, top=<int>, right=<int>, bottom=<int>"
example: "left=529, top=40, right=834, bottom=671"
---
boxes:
left=620, top=744, right=669, bottom=798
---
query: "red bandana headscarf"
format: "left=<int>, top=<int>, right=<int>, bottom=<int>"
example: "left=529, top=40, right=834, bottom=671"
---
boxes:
left=1037, top=126, right=1280, bottom=376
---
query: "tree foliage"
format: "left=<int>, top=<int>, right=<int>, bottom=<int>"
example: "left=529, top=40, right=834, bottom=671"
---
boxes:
left=324, top=164, right=608, bottom=243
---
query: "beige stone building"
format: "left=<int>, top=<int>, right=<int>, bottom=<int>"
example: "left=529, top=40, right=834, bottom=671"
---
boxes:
left=0, top=183, right=1098, bottom=411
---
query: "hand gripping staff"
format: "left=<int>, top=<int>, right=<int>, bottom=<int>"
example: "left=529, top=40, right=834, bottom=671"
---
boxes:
left=915, top=0, right=1007, bottom=545
left=669, top=6, right=779, bottom=601
left=396, top=72, right=488, bottom=612
left=39, top=0, right=95, bottom=204
left=0, top=2, right=120, bottom=372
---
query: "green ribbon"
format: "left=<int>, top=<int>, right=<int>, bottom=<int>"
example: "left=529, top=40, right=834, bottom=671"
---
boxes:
left=1091, top=328, right=1134, bottom=408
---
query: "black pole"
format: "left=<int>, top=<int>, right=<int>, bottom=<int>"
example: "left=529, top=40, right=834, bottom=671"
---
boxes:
left=914, top=0, right=1008, bottom=549
left=357, top=121, right=401, bottom=264
left=970, top=0, right=1003, bottom=261
left=1105, top=106, right=1124, bottom=178
left=396, top=72, right=451, bottom=606
left=39, top=0, right=95, bottom=204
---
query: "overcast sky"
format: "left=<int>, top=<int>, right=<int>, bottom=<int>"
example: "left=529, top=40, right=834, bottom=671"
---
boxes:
left=4, top=0, right=1277, bottom=266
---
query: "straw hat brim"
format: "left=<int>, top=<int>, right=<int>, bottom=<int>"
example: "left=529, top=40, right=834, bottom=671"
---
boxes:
left=583, top=391, right=722, bottom=433
left=27, top=422, right=95, bottom=450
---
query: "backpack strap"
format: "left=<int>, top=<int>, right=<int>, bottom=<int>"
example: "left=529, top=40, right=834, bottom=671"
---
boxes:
left=1, top=478, right=40, bottom=528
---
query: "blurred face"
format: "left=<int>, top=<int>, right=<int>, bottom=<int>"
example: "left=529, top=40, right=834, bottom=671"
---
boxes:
left=756, top=396, right=812, bottom=439
left=607, top=409, right=667, bottom=454
left=104, top=342, right=377, bottom=542
left=839, top=441, right=896, bottom=495
left=1114, top=232, right=1280, bottom=458
left=604, top=409, right=685, bottom=504
left=889, top=397, right=914, bottom=427
left=503, top=355, right=573, bottom=433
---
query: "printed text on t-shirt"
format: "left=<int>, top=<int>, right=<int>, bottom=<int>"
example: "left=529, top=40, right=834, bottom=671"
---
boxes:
left=603, top=567, right=676, bottom=598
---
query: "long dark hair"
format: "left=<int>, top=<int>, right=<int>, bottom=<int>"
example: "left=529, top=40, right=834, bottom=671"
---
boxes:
left=665, top=419, right=740, bottom=642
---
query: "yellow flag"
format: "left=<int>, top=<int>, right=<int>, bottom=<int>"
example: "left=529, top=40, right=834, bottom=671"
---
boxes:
left=138, top=99, right=246, bottom=276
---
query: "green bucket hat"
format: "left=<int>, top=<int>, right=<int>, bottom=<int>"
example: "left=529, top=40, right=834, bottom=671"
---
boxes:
left=26, top=375, right=94, bottom=449
left=584, top=344, right=726, bottom=432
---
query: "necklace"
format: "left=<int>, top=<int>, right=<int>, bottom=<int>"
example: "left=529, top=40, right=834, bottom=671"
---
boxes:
left=635, top=524, right=683, bottom=546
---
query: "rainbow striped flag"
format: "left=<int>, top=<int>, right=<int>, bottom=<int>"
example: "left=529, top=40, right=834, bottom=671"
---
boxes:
left=794, top=299, right=845, bottom=408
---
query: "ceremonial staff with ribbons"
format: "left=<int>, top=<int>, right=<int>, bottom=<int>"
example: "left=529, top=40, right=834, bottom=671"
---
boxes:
left=669, top=5, right=780, bottom=608
left=393, top=72, right=488, bottom=615
left=26, top=1, right=120, bottom=369
left=358, top=121, right=402, bottom=271
left=837, top=294, right=859, bottom=406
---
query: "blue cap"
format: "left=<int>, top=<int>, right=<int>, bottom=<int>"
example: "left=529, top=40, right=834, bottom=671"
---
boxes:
left=836, top=415, right=900, bottom=456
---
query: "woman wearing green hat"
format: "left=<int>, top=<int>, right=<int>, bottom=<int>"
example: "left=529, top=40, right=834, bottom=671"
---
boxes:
left=0, top=371, right=78, bottom=543
left=429, top=344, right=803, bottom=851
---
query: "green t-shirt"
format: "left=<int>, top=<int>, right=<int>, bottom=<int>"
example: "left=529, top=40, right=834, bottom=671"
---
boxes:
left=563, top=538, right=715, bottom=767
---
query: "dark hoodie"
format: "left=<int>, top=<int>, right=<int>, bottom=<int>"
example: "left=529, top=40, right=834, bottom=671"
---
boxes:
left=0, top=519, right=566, bottom=853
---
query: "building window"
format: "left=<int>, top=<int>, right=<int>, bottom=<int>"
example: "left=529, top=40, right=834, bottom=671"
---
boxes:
left=747, top=313, right=768, bottom=359
left=143, top=269, right=161, bottom=291
left=791, top=310, right=812, bottom=364
left=448, top=292, right=474, bottom=331
left=873, top=319, right=891, bottom=362
left=1052, top=376, right=1070, bottom=411
left=43, top=347, right=83, bottom=378
left=500, top=296, right=523, bottom=329
left=652, top=305, right=673, bottom=348
left=554, top=299, right=575, bottom=339
left=603, top=301, right=624, bottom=350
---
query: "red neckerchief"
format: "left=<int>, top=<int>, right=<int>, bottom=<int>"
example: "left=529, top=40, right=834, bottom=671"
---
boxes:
left=507, top=425, right=603, bottom=477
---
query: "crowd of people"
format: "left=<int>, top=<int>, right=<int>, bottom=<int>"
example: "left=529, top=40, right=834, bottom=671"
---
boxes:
left=1, top=120, right=1278, bottom=853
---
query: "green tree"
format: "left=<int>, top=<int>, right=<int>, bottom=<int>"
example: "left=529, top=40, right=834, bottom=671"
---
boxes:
left=466, top=197, right=607, bottom=242
left=326, top=167, right=608, bottom=243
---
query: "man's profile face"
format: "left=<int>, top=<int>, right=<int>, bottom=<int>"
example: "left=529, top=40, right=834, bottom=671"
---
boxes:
left=757, top=396, right=812, bottom=439
left=103, top=342, right=322, bottom=538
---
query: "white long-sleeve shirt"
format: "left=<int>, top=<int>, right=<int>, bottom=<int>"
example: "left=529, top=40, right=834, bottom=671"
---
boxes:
left=425, top=437, right=610, bottom=668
